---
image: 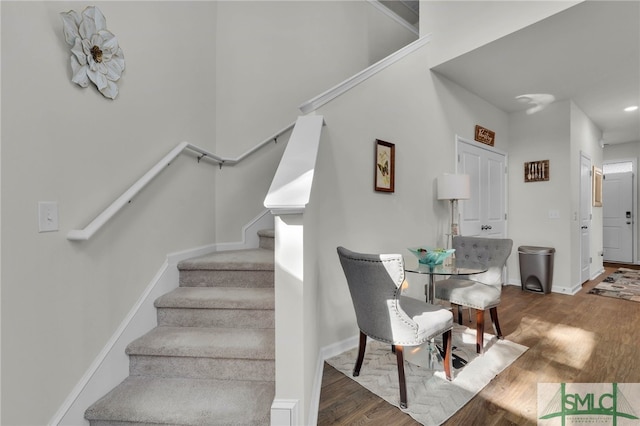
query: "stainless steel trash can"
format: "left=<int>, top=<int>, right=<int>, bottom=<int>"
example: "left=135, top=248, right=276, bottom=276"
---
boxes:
left=518, top=246, right=555, bottom=294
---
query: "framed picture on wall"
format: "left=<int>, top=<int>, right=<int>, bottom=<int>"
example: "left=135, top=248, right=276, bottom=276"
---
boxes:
left=374, top=139, right=395, bottom=192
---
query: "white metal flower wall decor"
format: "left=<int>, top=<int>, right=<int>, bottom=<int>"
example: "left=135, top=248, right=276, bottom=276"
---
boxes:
left=61, top=6, right=125, bottom=100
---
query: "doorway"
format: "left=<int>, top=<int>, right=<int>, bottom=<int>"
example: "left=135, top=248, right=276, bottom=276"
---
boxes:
left=603, top=160, right=635, bottom=263
left=456, top=136, right=507, bottom=238
left=580, top=153, right=591, bottom=284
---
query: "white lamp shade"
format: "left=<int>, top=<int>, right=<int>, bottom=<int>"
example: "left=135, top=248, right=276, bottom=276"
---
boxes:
left=437, top=173, right=471, bottom=200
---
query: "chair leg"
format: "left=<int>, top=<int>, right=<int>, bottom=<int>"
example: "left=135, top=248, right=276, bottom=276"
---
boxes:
left=476, top=309, right=485, bottom=354
left=395, top=345, right=408, bottom=409
left=490, top=307, right=503, bottom=339
left=455, top=304, right=473, bottom=324
left=353, top=331, right=367, bottom=377
left=442, top=329, right=452, bottom=381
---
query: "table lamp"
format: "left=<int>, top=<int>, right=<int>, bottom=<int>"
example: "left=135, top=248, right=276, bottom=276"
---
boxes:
left=437, top=173, right=471, bottom=247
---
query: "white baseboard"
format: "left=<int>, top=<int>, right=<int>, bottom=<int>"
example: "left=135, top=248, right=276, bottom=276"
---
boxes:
left=507, top=278, right=578, bottom=295
left=50, top=211, right=273, bottom=425
left=305, top=354, right=326, bottom=426
left=51, top=246, right=214, bottom=426
left=319, top=335, right=360, bottom=363
left=270, top=335, right=358, bottom=426
left=270, top=400, right=299, bottom=426
left=591, top=267, right=605, bottom=281
left=217, top=210, right=274, bottom=251
left=305, top=335, right=359, bottom=426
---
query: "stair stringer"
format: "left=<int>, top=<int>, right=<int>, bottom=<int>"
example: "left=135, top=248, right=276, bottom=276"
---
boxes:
left=50, top=210, right=273, bottom=426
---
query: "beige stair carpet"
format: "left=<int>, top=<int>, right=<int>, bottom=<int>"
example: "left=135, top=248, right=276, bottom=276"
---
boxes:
left=85, top=231, right=276, bottom=425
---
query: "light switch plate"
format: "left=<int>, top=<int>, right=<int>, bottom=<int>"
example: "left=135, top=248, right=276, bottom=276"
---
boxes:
left=548, top=209, right=560, bottom=219
left=38, top=201, right=59, bottom=232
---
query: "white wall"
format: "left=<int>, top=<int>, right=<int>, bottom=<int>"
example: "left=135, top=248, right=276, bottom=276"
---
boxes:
left=1, top=2, right=218, bottom=424
left=213, top=0, right=417, bottom=242
left=507, top=100, right=604, bottom=294
left=432, top=72, right=510, bottom=152
left=258, top=29, right=512, bottom=420
left=570, top=101, right=604, bottom=283
left=276, top=2, right=605, bottom=422
left=0, top=1, right=604, bottom=423
left=271, top=43, right=507, bottom=423
left=307, top=41, right=509, bottom=351
left=1, top=1, right=418, bottom=424
left=420, top=0, right=581, bottom=67
left=508, top=102, right=573, bottom=292
left=290, top=5, right=607, bottom=416
left=604, top=142, right=640, bottom=159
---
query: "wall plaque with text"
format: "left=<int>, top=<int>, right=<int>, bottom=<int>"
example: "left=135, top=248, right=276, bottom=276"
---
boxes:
left=474, top=125, right=495, bottom=146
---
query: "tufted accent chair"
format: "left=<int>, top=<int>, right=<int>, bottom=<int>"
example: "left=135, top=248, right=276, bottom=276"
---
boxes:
left=434, top=236, right=513, bottom=354
left=337, top=246, right=453, bottom=409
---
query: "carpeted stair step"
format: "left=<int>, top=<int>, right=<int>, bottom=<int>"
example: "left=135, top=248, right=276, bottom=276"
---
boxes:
left=258, top=229, right=275, bottom=250
left=155, top=287, right=274, bottom=328
left=84, top=376, right=274, bottom=426
left=86, top=232, right=277, bottom=424
left=126, top=326, right=275, bottom=381
left=178, top=248, right=274, bottom=288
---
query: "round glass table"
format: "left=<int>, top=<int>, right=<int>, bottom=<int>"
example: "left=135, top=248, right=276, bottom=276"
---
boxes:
left=404, top=257, right=487, bottom=304
left=403, top=257, right=487, bottom=369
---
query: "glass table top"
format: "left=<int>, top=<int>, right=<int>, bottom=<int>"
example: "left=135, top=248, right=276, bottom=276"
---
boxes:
left=404, top=257, right=487, bottom=276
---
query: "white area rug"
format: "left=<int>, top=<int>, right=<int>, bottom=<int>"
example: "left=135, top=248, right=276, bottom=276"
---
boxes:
left=326, top=324, right=527, bottom=425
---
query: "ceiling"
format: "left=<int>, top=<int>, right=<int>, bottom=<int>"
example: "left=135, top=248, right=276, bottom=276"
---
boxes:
left=431, top=1, right=640, bottom=146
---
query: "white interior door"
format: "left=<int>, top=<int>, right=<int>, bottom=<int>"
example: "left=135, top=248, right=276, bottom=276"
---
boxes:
left=457, top=137, right=506, bottom=238
left=603, top=171, right=634, bottom=262
left=580, top=153, right=591, bottom=283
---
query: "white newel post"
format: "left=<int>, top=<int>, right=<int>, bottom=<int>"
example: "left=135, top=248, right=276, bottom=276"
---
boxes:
left=264, top=115, right=324, bottom=425
left=270, top=213, right=304, bottom=426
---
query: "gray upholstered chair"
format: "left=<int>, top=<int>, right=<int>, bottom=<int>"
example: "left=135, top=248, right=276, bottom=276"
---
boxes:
left=337, top=246, right=453, bottom=409
left=434, top=236, right=513, bottom=354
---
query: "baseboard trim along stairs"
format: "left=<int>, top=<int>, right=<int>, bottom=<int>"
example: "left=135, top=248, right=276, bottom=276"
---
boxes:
left=84, top=230, right=275, bottom=425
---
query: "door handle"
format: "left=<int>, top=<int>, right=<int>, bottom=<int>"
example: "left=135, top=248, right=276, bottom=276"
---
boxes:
left=627, top=222, right=632, bottom=225
left=581, top=226, right=588, bottom=229
left=481, top=225, right=493, bottom=230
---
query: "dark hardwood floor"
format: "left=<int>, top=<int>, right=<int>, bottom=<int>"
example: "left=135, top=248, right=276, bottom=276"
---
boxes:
left=317, top=265, right=640, bottom=425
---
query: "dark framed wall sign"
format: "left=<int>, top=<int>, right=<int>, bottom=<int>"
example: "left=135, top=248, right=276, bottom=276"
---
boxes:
left=474, top=125, right=495, bottom=146
left=374, top=139, right=395, bottom=192
left=524, top=160, right=550, bottom=182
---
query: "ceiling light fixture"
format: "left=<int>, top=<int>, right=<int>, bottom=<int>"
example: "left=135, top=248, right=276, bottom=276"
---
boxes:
left=515, top=93, right=556, bottom=114
left=624, top=105, right=638, bottom=112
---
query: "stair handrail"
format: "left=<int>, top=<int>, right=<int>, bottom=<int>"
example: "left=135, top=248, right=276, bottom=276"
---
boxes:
left=67, top=121, right=296, bottom=241
left=264, top=115, right=325, bottom=215
left=298, top=34, right=431, bottom=114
